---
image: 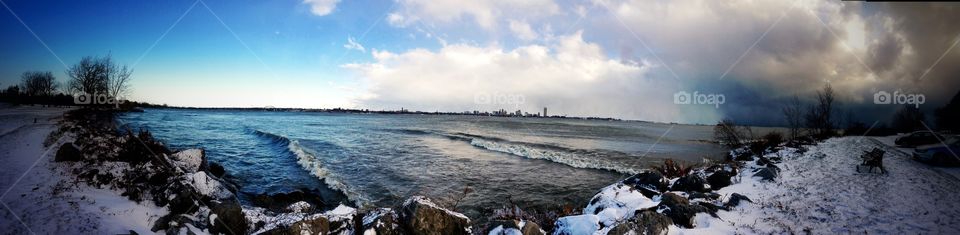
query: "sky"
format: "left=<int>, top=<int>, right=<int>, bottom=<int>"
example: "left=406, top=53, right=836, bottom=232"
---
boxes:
left=1, top=0, right=959, bottom=125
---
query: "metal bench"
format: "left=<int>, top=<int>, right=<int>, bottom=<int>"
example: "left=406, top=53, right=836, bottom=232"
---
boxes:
left=856, top=148, right=886, bottom=174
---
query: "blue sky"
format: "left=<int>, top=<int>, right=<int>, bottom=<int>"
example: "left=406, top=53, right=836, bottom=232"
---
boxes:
left=2, top=0, right=959, bottom=125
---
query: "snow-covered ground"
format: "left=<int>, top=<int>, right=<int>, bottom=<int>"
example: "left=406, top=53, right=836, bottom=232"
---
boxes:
left=681, top=136, right=960, bottom=234
left=0, top=106, right=168, bottom=234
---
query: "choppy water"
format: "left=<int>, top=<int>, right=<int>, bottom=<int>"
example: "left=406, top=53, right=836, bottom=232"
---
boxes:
left=119, top=108, right=724, bottom=218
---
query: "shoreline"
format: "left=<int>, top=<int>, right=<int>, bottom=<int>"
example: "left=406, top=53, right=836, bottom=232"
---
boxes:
left=4, top=106, right=959, bottom=234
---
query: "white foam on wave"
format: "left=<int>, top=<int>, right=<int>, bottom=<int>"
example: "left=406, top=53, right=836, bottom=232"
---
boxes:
left=287, top=139, right=368, bottom=206
left=468, top=137, right=639, bottom=175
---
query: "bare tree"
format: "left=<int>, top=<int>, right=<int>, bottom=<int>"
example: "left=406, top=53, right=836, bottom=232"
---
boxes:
left=805, top=84, right=836, bottom=139
left=781, top=95, right=803, bottom=140
left=714, top=119, right=753, bottom=147
left=20, top=71, right=58, bottom=96
left=891, top=105, right=926, bottom=132
left=66, top=54, right=133, bottom=107
left=108, top=64, right=133, bottom=101
left=67, top=55, right=111, bottom=95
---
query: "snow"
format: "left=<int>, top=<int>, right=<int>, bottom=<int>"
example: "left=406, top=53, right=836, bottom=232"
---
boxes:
left=0, top=106, right=169, bottom=234
left=584, top=183, right=659, bottom=227
left=488, top=225, right=524, bottom=235
left=182, top=172, right=234, bottom=200
left=171, top=148, right=204, bottom=173
left=404, top=195, right=470, bottom=220
left=672, top=137, right=960, bottom=234
left=553, top=214, right=600, bottom=235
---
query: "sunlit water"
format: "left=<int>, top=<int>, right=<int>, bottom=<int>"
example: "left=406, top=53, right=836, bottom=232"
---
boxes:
left=119, top=108, right=725, bottom=219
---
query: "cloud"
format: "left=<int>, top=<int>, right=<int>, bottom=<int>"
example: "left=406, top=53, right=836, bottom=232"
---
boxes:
left=343, top=32, right=698, bottom=123
left=344, top=36, right=365, bottom=52
left=351, top=0, right=960, bottom=124
left=303, top=0, right=340, bottom=16
left=508, top=20, right=538, bottom=41
left=387, top=0, right=560, bottom=30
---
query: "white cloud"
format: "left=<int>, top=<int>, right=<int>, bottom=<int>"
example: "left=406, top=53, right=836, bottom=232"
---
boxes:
left=344, top=36, right=365, bottom=52
left=508, top=20, right=538, bottom=41
left=303, top=0, right=340, bottom=16
left=343, top=32, right=694, bottom=122
left=387, top=0, right=560, bottom=30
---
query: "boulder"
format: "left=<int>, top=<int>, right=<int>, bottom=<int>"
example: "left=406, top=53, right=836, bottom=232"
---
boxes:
left=289, top=216, right=330, bottom=235
left=607, top=210, right=671, bottom=235
left=400, top=196, right=472, bottom=235
left=362, top=208, right=403, bottom=235
left=657, top=193, right=708, bottom=228
left=54, top=142, right=83, bottom=162
left=724, top=193, right=753, bottom=208
left=733, top=151, right=754, bottom=161
left=706, top=170, right=735, bottom=190
left=208, top=162, right=226, bottom=178
left=486, top=220, right=545, bottom=235
left=623, top=172, right=667, bottom=198
left=520, top=221, right=545, bottom=235
left=554, top=214, right=600, bottom=235
left=170, top=149, right=208, bottom=173
left=250, top=189, right=331, bottom=213
left=670, top=175, right=708, bottom=192
left=753, top=167, right=778, bottom=181
left=209, top=199, right=248, bottom=235
left=687, top=192, right=721, bottom=200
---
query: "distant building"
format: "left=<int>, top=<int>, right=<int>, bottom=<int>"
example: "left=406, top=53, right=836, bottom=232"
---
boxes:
left=543, top=107, right=547, bottom=117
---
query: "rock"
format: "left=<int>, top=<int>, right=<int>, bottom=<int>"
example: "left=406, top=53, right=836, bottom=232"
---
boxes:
left=706, top=170, right=735, bottom=190
left=554, top=214, right=600, bottom=235
left=362, top=208, right=403, bottom=235
left=170, top=149, right=208, bottom=173
left=520, top=221, right=545, bottom=235
left=623, top=172, right=667, bottom=198
left=486, top=220, right=545, bottom=235
left=607, top=210, right=671, bottom=235
left=181, top=172, right=234, bottom=201
left=54, top=142, right=83, bottom=162
left=724, top=193, right=753, bottom=208
left=285, top=201, right=313, bottom=213
left=166, top=184, right=199, bottom=215
left=670, top=175, right=708, bottom=192
left=289, top=216, right=330, bottom=235
left=208, top=162, right=226, bottom=178
left=687, top=192, right=721, bottom=200
left=733, top=151, right=754, bottom=161
left=152, top=214, right=205, bottom=234
left=400, top=196, right=472, bottom=235
left=753, top=167, right=778, bottom=181
left=250, top=189, right=330, bottom=213
left=209, top=199, right=248, bottom=235
left=486, top=220, right=520, bottom=235
left=657, top=193, right=708, bottom=228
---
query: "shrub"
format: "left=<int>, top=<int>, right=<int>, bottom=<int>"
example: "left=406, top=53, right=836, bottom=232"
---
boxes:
left=763, top=131, right=783, bottom=148
left=652, top=159, right=694, bottom=178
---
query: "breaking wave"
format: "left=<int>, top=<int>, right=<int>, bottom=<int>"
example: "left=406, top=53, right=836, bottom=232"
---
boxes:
left=251, top=129, right=366, bottom=205
left=444, top=132, right=641, bottom=175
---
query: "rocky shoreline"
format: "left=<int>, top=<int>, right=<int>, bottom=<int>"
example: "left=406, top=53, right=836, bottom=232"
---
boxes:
left=50, top=108, right=793, bottom=234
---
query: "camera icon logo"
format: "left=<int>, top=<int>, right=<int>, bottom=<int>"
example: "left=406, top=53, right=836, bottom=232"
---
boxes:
left=474, top=93, right=491, bottom=105
left=674, top=91, right=691, bottom=105
left=73, top=93, right=91, bottom=105
left=873, top=91, right=891, bottom=104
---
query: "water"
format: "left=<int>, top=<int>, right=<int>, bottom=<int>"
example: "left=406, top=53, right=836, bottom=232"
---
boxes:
left=118, top=108, right=725, bottom=219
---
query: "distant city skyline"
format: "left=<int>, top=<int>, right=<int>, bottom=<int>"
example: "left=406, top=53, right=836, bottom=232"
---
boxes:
left=3, top=1, right=960, bottom=125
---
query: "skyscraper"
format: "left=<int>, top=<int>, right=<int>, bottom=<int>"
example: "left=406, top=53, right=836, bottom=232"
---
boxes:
left=543, top=107, right=547, bottom=117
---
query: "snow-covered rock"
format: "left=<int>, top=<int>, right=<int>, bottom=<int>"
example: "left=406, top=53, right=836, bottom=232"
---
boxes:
left=170, top=148, right=206, bottom=173
left=553, top=214, right=600, bottom=235
left=181, top=171, right=234, bottom=200
left=400, top=196, right=472, bottom=235
left=584, top=183, right=659, bottom=227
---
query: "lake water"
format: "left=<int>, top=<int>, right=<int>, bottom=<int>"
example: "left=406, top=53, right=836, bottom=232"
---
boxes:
left=118, top=108, right=725, bottom=219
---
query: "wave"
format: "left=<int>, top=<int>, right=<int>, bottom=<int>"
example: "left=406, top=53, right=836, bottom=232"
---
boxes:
left=442, top=132, right=641, bottom=175
left=250, top=129, right=366, bottom=205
